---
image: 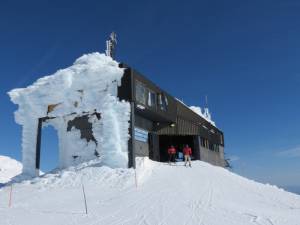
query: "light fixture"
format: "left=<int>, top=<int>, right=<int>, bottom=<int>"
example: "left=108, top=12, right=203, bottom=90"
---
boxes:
left=170, top=123, right=175, bottom=127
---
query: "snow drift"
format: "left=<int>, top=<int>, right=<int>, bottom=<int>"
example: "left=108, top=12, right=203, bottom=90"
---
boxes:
left=8, top=53, right=131, bottom=177
left=0, top=155, right=22, bottom=184
left=0, top=158, right=299, bottom=225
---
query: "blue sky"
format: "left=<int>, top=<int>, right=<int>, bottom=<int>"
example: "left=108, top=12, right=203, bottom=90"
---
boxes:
left=0, top=1, right=299, bottom=189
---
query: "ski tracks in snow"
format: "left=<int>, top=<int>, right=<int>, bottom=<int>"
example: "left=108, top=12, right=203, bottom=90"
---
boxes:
left=1, top=160, right=300, bottom=225
left=243, top=213, right=275, bottom=225
left=184, top=181, right=213, bottom=225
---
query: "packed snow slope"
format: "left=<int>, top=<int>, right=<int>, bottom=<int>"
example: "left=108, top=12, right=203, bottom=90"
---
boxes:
left=0, top=156, right=22, bottom=184
left=0, top=158, right=299, bottom=225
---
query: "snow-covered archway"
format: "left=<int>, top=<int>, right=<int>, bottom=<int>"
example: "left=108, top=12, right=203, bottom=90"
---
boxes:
left=8, top=53, right=131, bottom=177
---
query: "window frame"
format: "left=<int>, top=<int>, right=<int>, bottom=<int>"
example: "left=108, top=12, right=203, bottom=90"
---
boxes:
left=147, top=89, right=157, bottom=109
left=135, top=81, right=147, bottom=105
left=158, top=93, right=168, bottom=111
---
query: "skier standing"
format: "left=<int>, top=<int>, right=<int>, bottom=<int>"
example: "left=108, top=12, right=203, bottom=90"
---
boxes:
left=183, top=144, right=192, bottom=167
left=167, top=145, right=176, bottom=164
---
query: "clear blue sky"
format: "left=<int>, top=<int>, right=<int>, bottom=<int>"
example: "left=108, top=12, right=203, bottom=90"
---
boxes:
left=0, top=1, right=299, bottom=189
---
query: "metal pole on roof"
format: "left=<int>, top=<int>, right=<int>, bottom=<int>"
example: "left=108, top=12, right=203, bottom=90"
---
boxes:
left=105, top=32, right=117, bottom=59
left=205, top=95, right=208, bottom=108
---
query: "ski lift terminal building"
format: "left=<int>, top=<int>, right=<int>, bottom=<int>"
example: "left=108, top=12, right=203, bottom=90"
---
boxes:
left=118, top=64, right=225, bottom=168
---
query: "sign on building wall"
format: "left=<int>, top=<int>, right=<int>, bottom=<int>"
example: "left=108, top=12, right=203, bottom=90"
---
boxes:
left=134, top=127, right=148, bottom=143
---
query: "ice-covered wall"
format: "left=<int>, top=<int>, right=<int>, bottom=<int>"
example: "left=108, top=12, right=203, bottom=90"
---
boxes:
left=8, top=53, right=131, bottom=177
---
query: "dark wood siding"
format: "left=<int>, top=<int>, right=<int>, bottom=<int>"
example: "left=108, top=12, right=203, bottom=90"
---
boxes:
left=149, top=133, right=160, bottom=161
left=118, top=65, right=132, bottom=102
left=132, top=69, right=177, bottom=123
left=135, top=115, right=153, bottom=131
left=156, top=101, right=224, bottom=146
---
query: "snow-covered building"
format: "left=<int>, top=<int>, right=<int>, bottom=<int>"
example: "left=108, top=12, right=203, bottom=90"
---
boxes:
left=8, top=52, right=225, bottom=177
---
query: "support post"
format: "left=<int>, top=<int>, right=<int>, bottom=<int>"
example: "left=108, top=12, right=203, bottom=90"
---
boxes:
left=128, top=102, right=136, bottom=168
left=35, top=118, right=43, bottom=176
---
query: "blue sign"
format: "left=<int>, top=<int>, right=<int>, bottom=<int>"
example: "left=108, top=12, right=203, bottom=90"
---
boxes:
left=134, top=127, right=148, bottom=142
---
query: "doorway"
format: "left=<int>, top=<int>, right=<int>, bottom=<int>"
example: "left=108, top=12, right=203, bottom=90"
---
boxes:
left=40, top=125, right=59, bottom=173
left=158, top=135, right=195, bottom=162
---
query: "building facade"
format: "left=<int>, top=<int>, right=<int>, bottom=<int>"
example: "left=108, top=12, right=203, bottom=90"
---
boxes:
left=118, top=64, right=225, bottom=168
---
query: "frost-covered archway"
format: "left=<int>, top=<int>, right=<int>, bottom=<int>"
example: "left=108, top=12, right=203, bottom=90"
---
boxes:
left=8, top=53, right=131, bottom=177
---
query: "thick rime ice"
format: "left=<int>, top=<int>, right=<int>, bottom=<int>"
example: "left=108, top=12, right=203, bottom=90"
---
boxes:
left=8, top=53, right=130, bottom=176
left=189, top=106, right=215, bottom=126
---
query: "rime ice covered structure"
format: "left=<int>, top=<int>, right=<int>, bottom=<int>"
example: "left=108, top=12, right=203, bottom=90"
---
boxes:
left=8, top=53, right=130, bottom=177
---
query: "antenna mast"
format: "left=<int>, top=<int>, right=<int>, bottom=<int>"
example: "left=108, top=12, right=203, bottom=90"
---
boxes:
left=205, top=95, right=208, bottom=108
left=105, top=32, right=117, bottom=59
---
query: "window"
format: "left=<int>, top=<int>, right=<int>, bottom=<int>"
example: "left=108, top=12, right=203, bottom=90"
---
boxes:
left=220, top=134, right=224, bottom=145
left=147, top=90, right=156, bottom=107
left=200, top=137, right=209, bottom=148
left=201, top=137, right=219, bottom=152
left=200, top=137, right=206, bottom=147
left=214, top=144, right=219, bottom=152
left=209, top=142, right=214, bottom=151
left=158, top=93, right=168, bottom=111
left=135, top=81, right=146, bottom=105
left=205, top=139, right=209, bottom=148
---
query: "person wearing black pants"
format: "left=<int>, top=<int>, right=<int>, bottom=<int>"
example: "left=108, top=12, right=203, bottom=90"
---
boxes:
left=168, top=145, right=176, bottom=164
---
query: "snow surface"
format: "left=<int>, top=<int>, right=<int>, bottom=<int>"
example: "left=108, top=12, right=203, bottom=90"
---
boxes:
left=0, top=158, right=299, bottom=225
left=8, top=53, right=130, bottom=176
left=0, top=156, right=22, bottom=184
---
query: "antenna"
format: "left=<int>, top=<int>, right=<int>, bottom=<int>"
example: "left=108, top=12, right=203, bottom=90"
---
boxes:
left=205, top=95, right=208, bottom=108
left=105, top=32, right=117, bottom=59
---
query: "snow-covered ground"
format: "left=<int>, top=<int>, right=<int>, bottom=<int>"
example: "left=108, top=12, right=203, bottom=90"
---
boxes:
left=0, top=156, right=22, bottom=184
left=0, top=158, right=299, bottom=225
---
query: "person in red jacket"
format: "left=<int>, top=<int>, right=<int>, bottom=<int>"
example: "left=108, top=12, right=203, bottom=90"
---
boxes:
left=167, top=145, right=176, bottom=164
left=183, top=144, right=192, bottom=167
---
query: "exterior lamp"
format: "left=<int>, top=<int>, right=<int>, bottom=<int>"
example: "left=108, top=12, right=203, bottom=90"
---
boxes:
left=170, top=123, right=175, bottom=127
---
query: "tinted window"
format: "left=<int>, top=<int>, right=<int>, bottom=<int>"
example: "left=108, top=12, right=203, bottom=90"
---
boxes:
left=135, top=81, right=146, bottom=105
left=148, top=90, right=156, bottom=107
left=158, top=93, right=168, bottom=111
